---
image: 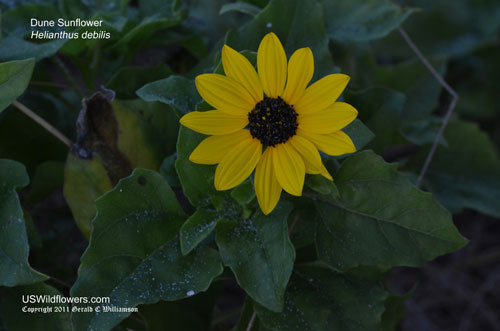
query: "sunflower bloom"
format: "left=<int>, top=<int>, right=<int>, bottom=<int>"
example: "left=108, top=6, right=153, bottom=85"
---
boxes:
left=180, top=32, right=358, bottom=215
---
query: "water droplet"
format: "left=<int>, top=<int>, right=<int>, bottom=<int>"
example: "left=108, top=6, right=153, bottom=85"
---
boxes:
left=186, top=290, right=195, bottom=297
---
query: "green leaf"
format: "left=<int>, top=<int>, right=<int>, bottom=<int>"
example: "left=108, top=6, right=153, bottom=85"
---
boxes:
left=58, top=22, right=120, bottom=57
left=138, top=0, right=181, bottom=17
left=2, top=4, right=60, bottom=36
left=112, top=98, right=179, bottom=161
left=63, top=93, right=129, bottom=237
left=186, top=0, right=244, bottom=46
left=453, top=47, right=500, bottom=120
left=216, top=201, right=295, bottom=312
left=63, top=154, right=113, bottom=237
left=238, top=0, right=269, bottom=8
left=0, top=283, right=71, bottom=331
left=28, top=161, right=65, bottom=203
left=414, top=120, right=500, bottom=218
left=0, top=58, right=34, bottom=113
left=226, top=0, right=336, bottom=80
left=106, top=64, right=172, bottom=99
left=24, top=210, right=42, bottom=249
left=319, top=0, right=416, bottom=42
left=219, top=2, right=262, bottom=16
left=159, top=153, right=181, bottom=188
left=305, top=174, right=339, bottom=197
left=345, top=87, right=407, bottom=153
left=175, top=126, right=222, bottom=207
left=287, top=200, right=319, bottom=250
left=59, top=0, right=127, bottom=18
left=24, top=212, right=86, bottom=287
left=0, top=37, right=66, bottom=62
left=372, top=58, right=446, bottom=145
left=381, top=293, right=408, bottom=331
left=315, top=151, right=467, bottom=271
left=233, top=297, right=269, bottom=331
left=136, top=75, right=201, bottom=116
left=113, top=9, right=186, bottom=51
left=230, top=179, right=256, bottom=206
left=254, top=265, right=388, bottom=331
left=71, top=169, right=223, bottom=331
left=373, top=58, right=446, bottom=119
left=400, top=116, right=445, bottom=147
left=0, top=159, right=47, bottom=286
left=342, top=119, right=375, bottom=152
left=63, top=93, right=179, bottom=237
left=138, top=286, right=220, bottom=331
left=180, top=208, right=221, bottom=255
left=373, top=1, right=500, bottom=58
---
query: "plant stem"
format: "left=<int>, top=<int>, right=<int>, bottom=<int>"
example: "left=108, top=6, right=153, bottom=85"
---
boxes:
left=397, top=27, right=459, bottom=188
left=246, top=311, right=257, bottom=331
left=12, top=101, right=72, bottom=148
left=48, top=276, right=72, bottom=289
left=210, top=307, right=242, bottom=327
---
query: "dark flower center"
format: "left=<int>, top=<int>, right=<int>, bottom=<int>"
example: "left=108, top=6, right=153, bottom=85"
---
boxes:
left=248, top=97, right=298, bottom=147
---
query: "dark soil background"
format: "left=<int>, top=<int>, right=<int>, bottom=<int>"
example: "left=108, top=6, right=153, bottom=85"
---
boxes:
left=392, top=211, right=500, bottom=331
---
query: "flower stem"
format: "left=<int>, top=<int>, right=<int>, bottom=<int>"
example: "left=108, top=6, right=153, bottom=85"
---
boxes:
left=12, top=101, right=72, bottom=148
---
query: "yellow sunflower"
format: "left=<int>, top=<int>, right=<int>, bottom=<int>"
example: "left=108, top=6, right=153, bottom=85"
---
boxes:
left=180, top=32, right=358, bottom=215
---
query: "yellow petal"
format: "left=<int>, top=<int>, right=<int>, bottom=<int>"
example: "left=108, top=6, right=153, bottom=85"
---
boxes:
left=189, top=130, right=250, bottom=165
left=257, top=32, right=287, bottom=98
left=222, top=45, right=263, bottom=104
left=295, top=74, right=350, bottom=114
left=180, top=111, right=247, bottom=135
left=272, top=143, right=305, bottom=196
left=320, top=163, right=333, bottom=181
left=195, top=73, right=255, bottom=115
left=298, top=102, right=358, bottom=134
left=214, top=132, right=262, bottom=190
left=288, top=135, right=322, bottom=174
left=282, top=47, right=314, bottom=105
left=297, top=129, right=356, bottom=156
left=255, top=148, right=282, bottom=215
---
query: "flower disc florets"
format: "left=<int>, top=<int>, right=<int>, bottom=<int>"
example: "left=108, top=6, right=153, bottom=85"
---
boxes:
left=248, top=96, right=298, bottom=147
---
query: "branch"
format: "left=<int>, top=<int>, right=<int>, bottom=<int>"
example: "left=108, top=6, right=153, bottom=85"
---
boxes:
left=246, top=311, right=257, bottom=331
left=48, top=275, right=72, bottom=289
left=397, top=27, right=459, bottom=188
left=12, top=101, right=72, bottom=148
